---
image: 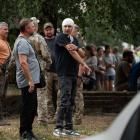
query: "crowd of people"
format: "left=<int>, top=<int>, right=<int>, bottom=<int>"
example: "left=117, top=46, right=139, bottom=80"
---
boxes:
left=0, top=17, right=139, bottom=140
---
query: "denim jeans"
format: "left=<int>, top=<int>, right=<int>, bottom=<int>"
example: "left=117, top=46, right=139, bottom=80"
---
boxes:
left=19, top=86, right=37, bottom=135
left=56, top=76, right=77, bottom=130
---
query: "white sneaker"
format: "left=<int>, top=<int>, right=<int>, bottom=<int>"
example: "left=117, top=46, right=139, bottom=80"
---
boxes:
left=53, top=129, right=66, bottom=137
left=64, top=129, right=80, bottom=136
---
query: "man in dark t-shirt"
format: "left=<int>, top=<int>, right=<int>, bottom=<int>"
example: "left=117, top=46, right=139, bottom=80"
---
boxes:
left=44, top=23, right=59, bottom=123
left=115, top=50, right=134, bottom=91
left=53, top=18, right=91, bottom=137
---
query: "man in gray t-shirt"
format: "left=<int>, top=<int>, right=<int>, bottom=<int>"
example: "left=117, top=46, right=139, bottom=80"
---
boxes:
left=13, top=37, right=40, bottom=88
left=12, top=18, right=39, bottom=140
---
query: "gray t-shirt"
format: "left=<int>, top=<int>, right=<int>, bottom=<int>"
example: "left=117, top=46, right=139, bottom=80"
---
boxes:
left=85, top=56, right=97, bottom=79
left=104, top=54, right=116, bottom=76
left=13, top=37, right=40, bottom=88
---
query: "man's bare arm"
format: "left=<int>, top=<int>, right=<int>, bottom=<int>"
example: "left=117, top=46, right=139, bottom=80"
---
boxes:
left=65, top=44, right=91, bottom=73
left=65, top=44, right=85, bottom=58
left=19, top=54, right=34, bottom=92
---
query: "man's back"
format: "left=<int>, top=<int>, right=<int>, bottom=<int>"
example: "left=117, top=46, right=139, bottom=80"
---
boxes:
left=29, top=33, right=51, bottom=64
left=115, top=61, right=131, bottom=88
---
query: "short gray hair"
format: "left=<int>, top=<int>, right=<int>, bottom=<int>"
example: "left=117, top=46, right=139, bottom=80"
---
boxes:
left=0, top=22, right=8, bottom=28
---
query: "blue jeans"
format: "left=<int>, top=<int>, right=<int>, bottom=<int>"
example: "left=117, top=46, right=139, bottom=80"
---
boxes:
left=56, top=76, right=77, bottom=130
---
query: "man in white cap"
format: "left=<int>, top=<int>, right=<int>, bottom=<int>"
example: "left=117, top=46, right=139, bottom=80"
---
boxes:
left=53, top=18, right=91, bottom=137
left=29, top=17, right=52, bottom=125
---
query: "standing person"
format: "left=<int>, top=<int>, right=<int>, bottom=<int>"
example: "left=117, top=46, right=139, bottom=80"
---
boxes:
left=115, top=50, right=134, bottom=91
left=53, top=18, right=91, bottom=137
left=0, top=22, right=11, bottom=96
left=96, top=47, right=106, bottom=90
left=103, top=45, right=116, bottom=91
left=83, top=44, right=97, bottom=90
left=71, top=24, right=85, bottom=125
left=12, top=18, right=39, bottom=140
left=0, top=22, right=11, bottom=122
left=112, top=47, right=122, bottom=66
left=44, top=22, right=59, bottom=123
left=29, top=17, right=52, bottom=125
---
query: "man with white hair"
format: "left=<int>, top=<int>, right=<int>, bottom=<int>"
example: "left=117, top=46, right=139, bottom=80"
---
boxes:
left=0, top=22, right=11, bottom=76
left=29, top=17, right=52, bottom=125
left=53, top=18, right=91, bottom=137
left=0, top=22, right=11, bottom=121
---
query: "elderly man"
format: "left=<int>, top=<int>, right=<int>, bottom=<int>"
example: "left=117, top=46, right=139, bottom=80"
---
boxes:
left=0, top=22, right=11, bottom=124
left=71, top=24, right=85, bottom=125
left=0, top=22, right=11, bottom=96
left=29, top=17, right=52, bottom=125
left=53, top=18, right=91, bottom=137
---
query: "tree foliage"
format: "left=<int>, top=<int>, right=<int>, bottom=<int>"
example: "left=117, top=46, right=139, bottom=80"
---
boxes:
left=0, top=0, right=139, bottom=46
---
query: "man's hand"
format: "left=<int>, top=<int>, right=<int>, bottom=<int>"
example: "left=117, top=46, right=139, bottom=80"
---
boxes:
left=82, top=63, right=92, bottom=75
left=28, top=80, right=35, bottom=93
left=65, top=44, right=78, bottom=51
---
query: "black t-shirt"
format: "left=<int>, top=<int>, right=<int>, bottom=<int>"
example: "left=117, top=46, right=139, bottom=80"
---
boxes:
left=54, top=33, right=79, bottom=77
left=45, top=37, right=56, bottom=72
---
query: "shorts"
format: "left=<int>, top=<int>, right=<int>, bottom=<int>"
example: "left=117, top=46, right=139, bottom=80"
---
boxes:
left=105, top=75, right=115, bottom=81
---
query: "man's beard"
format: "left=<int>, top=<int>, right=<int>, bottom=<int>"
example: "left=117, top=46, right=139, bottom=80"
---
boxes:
left=47, top=34, right=53, bottom=38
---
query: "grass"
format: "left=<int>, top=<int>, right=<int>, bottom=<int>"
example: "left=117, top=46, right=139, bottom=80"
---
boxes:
left=0, top=85, right=117, bottom=140
left=0, top=114, right=116, bottom=140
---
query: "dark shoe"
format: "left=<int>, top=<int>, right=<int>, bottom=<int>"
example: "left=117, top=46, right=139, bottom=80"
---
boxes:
left=64, top=129, right=80, bottom=136
left=20, top=131, right=38, bottom=140
left=20, top=131, right=28, bottom=140
left=28, top=131, right=38, bottom=140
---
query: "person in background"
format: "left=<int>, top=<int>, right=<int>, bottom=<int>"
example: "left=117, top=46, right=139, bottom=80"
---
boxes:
left=83, top=44, right=97, bottom=91
left=112, top=47, right=122, bottom=66
left=128, top=61, right=140, bottom=91
left=44, top=22, right=59, bottom=123
left=53, top=18, right=91, bottom=137
left=103, top=45, right=116, bottom=91
left=71, top=24, right=85, bottom=125
left=133, top=47, right=140, bottom=63
left=29, top=17, right=52, bottom=125
left=12, top=18, right=40, bottom=140
left=115, top=50, right=134, bottom=91
left=0, top=22, right=11, bottom=123
left=96, top=47, right=106, bottom=90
